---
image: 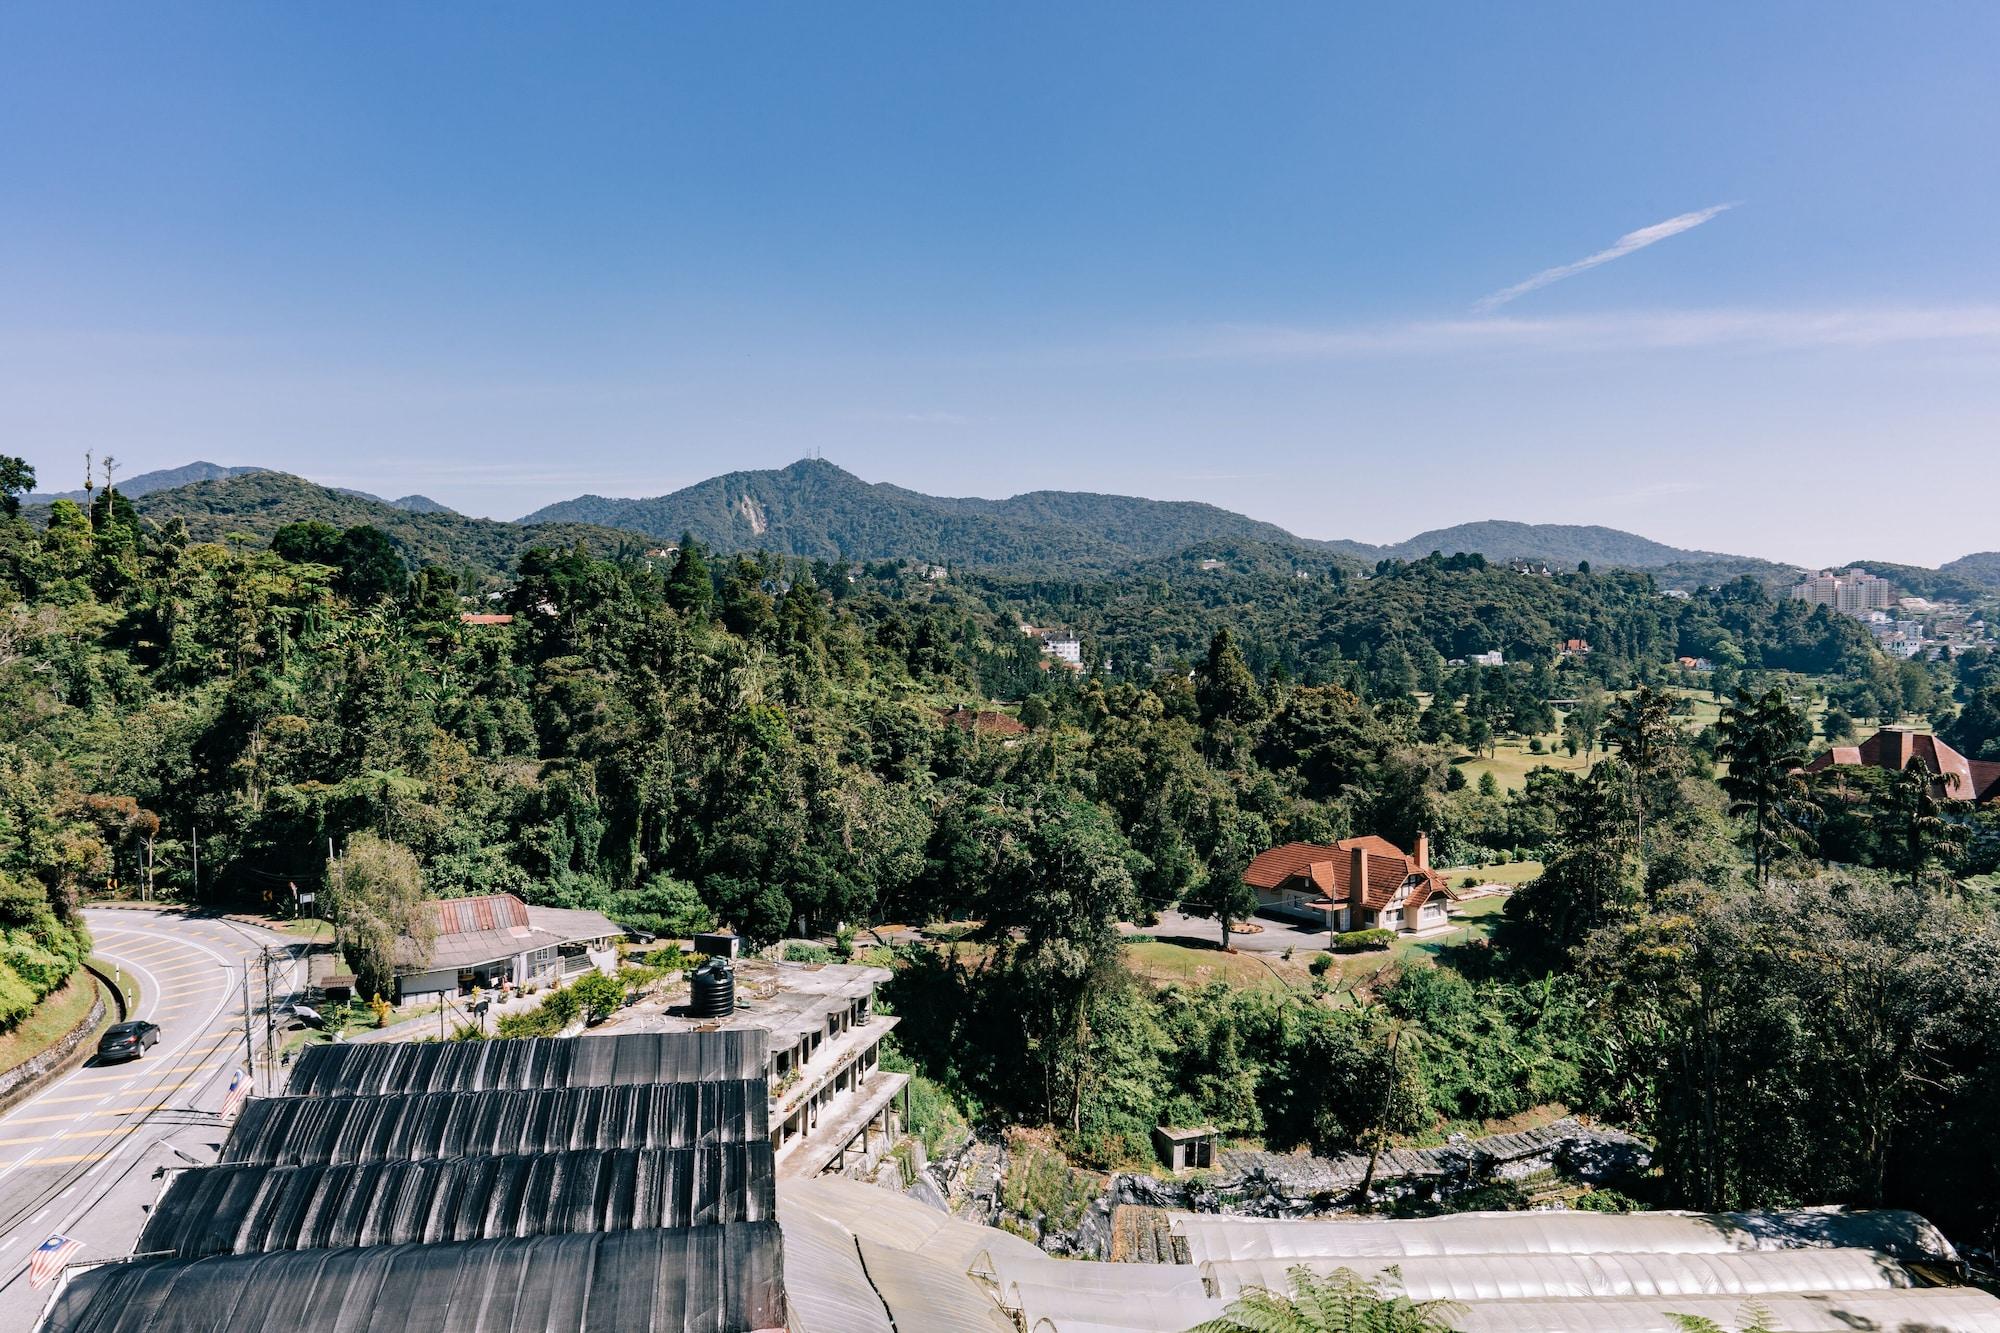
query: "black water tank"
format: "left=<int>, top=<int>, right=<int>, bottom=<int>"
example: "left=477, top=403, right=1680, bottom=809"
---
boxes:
left=689, top=958, right=735, bottom=1018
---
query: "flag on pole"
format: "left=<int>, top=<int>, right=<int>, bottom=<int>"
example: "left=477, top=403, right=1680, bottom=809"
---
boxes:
left=221, top=1068, right=249, bottom=1116
left=28, top=1234, right=81, bottom=1288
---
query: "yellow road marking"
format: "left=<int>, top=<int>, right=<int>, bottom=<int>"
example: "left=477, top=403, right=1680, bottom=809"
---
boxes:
left=0, top=1152, right=107, bottom=1167
left=5, top=1105, right=164, bottom=1125
left=0, top=1125, right=144, bottom=1147
left=30, top=1093, right=109, bottom=1105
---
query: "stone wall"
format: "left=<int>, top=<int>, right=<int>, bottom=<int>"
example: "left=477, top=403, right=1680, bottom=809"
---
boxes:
left=0, top=971, right=110, bottom=1117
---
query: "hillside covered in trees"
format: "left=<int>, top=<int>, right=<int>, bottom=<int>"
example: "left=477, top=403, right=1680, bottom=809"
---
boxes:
left=6, top=453, right=2000, bottom=1253
left=520, top=458, right=1783, bottom=573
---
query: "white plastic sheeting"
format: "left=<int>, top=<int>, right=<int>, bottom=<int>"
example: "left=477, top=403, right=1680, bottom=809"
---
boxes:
left=777, top=1176, right=1023, bottom=1333
left=858, top=1238, right=1017, bottom=1332
left=1450, top=1288, right=2000, bottom=1333
left=779, top=1200, right=895, bottom=1333
left=981, top=1252, right=1209, bottom=1311
left=779, top=1175, right=1044, bottom=1275
left=1012, top=1283, right=1227, bottom=1332
left=1172, top=1208, right=1958, bottom=1265
left=1202, top=1247, right=1911, bottom=1303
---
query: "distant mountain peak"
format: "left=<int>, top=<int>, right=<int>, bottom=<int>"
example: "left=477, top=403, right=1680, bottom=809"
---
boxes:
left=30, top=460, right=265, bottom=505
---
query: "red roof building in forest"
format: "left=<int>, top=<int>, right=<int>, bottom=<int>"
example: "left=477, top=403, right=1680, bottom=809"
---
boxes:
left=1242, top=834, right=1458, bottom=935
left=1804, top=726, right=2000, bottom=805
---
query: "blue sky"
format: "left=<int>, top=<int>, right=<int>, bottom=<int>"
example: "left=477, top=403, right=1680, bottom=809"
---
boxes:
left=4, top=4, right=1997, bottom=565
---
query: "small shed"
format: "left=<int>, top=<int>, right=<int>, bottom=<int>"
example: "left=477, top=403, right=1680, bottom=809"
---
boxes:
left=1152, top=1125, right=1218, bottom=1173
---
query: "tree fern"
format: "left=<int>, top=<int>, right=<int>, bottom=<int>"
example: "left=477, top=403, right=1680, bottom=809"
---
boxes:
left=1667, top=1302, right=1777, bottom=1333
left=1187, top=1265, right=1465, bottom=1333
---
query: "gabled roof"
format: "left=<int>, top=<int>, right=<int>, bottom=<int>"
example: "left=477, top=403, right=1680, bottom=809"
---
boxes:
left=402, top=894, right=623, bottom=972
left=1804, top=728, right=1998, bottom=803
left=1242, top=839, right=1455, bottom=912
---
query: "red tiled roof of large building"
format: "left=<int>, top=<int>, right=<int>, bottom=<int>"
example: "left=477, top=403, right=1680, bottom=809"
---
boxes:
left=1804, top=727, right=1999, bottom=804
left=459, top=613, right=515, bottom=626
left=1243, top=837, right=1455, bottom=912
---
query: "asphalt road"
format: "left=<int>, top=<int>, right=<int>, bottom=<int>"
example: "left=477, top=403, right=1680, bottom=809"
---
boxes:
left=0, top=909, right=304, bottom=1330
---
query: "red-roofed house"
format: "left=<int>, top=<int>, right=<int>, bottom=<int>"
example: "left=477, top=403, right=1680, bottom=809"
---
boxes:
left=1242, top=834, right=1459, bottom=935
left=1803, top=726, right=2000, bottom=805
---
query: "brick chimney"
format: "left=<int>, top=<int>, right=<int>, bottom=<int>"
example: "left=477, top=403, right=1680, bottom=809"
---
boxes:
left=1414, top=832, right=1429, bottom=870
left=1350, top=844, right=1369, bottom=902
left=1882, top=727, right=1914, bottom=771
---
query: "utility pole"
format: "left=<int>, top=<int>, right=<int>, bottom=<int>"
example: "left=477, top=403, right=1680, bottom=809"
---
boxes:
left=262, top=949, right=276, bottom=1086
left=191, top=827, right=199, bottom=899
left=241, top=970, right=255, bottom=1071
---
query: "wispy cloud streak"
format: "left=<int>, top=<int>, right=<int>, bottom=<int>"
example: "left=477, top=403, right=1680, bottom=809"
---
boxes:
left=1178, top=306, right=2000, bottom=359
left=1473, top=204, right=1736, bottom=312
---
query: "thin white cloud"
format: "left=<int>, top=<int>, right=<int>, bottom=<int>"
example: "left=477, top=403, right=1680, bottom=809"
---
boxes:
left=1177, top=306, right=2000, bottom=359
left=1473, top=205, right=1737, bottom=313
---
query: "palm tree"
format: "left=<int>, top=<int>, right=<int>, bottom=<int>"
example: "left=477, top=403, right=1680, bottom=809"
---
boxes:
left=1879, top=758, right=1968, bottom=891
left=1717, top=687, right=1816, bottom=885
left=1187, top=1265, right=1464, bottom=1333
left=1603, top=686, right=1684, bottom=893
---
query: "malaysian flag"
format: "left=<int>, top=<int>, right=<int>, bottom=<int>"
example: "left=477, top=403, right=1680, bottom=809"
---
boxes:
left=221, top=1068, right=249, bottom=1116
left=28, top=1234, right=80, bottom=1288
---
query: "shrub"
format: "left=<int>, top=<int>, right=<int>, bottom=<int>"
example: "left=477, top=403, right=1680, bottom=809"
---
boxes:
left=495, top=982, right=586, bottom=1037
left=1574, top=1187, right=1645, bottom=1213
left=1331, top=928, right=1396, bottom=954
left=606, top=873, right=715, bottom=939
left=1308, top=953, right=1335, bottom=977
left=783, top=941, right=835, bottom=964
left=570, top=971, right=628, bottom=1024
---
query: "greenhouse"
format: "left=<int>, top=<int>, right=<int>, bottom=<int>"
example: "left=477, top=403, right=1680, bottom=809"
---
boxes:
left=286, top=1029, right=768, bottom=1097
left=138, top=1144, right=775, bottom=1258
left=222, top=1079, right=766, bottom=1166
left=40, top=1226, right=785, bottom=1333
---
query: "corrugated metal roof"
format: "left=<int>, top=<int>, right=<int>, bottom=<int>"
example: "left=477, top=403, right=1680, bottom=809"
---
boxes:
left=41, top=1226, right=785, bottom=1333
left=287, top=1030, right=768, bottom=1097
left=139, top=1146, right=775, bottom=1258
left=224, top=1081, right=768, bottom=1166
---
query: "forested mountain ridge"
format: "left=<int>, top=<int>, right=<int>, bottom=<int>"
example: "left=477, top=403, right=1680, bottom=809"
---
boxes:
left=1941, top=551, right=2000, bottom=590
left=521, top=458, right=1311, bottom=567
left=519, top=457, right=1766, bottom=573
left=29, top=460, right=265, bottom=504
left=29, top=471, right=642, bottom=585
left=1367, top=519, right=1725, bottom=568
left=32, top=458, right=1996, bottom=590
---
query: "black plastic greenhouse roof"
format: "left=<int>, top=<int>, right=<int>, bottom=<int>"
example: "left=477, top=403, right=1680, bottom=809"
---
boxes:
left=223, top=1079, right=768, bottom=1166
left=41, top=1225, right=787, bottom=1333
left=287, top=1030, right=768, bottom=1098
left=138, top=1144, right=777, bottom=1258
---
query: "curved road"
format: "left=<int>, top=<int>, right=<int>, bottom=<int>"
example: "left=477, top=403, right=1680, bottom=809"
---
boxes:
left=0, top=909, right=303, bottom=1329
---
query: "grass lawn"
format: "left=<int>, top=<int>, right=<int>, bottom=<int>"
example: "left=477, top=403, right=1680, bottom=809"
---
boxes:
left=1123, top=939, right=1306, bottom=992
left=271, top=918, right=334, bottom=942
left=0, top=972, right=107, bottom=1077
left=1439, top=860, right=1544, bottom=888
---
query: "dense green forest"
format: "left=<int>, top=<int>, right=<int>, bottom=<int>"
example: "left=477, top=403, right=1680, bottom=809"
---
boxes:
left=5, top=454, right=2000, bottom=1250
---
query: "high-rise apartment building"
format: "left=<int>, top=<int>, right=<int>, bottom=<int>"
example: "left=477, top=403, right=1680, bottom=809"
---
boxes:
left=1791, top=569, right=1896, bottom=615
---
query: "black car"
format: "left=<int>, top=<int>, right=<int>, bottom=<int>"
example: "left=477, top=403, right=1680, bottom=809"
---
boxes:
left=96, top=1020, right=161, bottom=1062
